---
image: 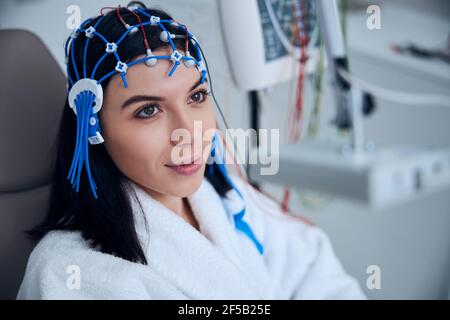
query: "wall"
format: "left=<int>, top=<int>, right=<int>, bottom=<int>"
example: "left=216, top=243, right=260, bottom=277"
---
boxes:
left=1, top=0, right=449, bottom=299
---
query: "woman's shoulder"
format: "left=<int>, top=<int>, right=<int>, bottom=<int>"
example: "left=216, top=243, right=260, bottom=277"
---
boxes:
left=17, top=230, right=152, bottom=299
left=25, top=230, right=87, bottom=271
left=25, top=230, right=101, bottom=270
left=24, top=229, right=153, bottom=277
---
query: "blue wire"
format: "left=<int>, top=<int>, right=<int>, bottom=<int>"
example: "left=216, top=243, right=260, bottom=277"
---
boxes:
left=70, top=34, right=80, bottom=81
left=92, top=31, right=109, bottom=44
left=82, top=38, right=91, bottom=79
left=115, top=27, right=134, bottom=46
left=68, top=91, right=86, bottom=191
left=67, top=90, right=99, bottom=198
left=120, top=72, right=128, bottom=88
left=84, top=92, right=98, bottom=198
left=233, top=209, right=265, bottom=255
left=67, top=66, right=74, bottom=88
left=127, top=55, right=170, bottom=67
left=67, top=94, right=82, bottom=181
left=83, top=16, right=105, bottom=78
left=64, top=38, right=74, bottom=87
left=134, top=7, right=152, bottom=19
left=157, top=21, right=176, bottom=50
left=75, top=92, right=88, bottom=192
left=80, top=17, right=93, bottom=29
left=211, top=132, right=264, bottom=255
left=67, top=9, right=208, bottom=199
left=96, top=69, right=117, bottom=85
left=90, top=52, right=109, bottom=79
left=68, top=93, right=81, bottom=186
left=168, top=61, right=180, bottom=77
left=97, top=55, right=171, bottom=85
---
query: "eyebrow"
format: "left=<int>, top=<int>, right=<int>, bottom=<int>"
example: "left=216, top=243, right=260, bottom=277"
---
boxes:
left=121, top=77, right=208, bottom=110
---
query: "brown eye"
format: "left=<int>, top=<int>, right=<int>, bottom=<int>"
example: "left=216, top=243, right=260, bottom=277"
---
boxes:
left=136, top=104, right=160, bottom=119
left=190, top=89, right=210, bottom=104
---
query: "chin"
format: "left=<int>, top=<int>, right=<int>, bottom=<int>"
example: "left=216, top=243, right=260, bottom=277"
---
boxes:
left=167, top=169, right=205, bottom=197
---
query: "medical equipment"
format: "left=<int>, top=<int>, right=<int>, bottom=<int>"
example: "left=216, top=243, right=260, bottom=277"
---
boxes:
left=219, top=0, right=317, bottom=90
left=210, top=132, right=264, bottom=254
left=65, top=6, right=207, bottom=199
left=249, top=140, right=450, bottom=208
left=221, top=0, right=450, bottom=208
left=64, top=6, right=265, bottom=254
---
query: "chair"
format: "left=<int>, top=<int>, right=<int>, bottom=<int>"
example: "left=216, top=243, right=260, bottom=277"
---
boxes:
left=0, top=29, right=66, bottom=299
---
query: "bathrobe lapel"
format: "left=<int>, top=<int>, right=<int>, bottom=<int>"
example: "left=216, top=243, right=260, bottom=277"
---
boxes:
left=125, top=177, right=270, bottom=299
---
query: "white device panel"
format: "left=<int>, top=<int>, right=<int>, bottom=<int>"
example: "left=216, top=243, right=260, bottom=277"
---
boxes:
left=219, top=0, right=315, bottom=90
left=248, top=141, right=450, bottom=208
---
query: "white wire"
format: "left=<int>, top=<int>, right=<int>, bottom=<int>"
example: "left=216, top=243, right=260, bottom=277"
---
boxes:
left=337, top=68, right=450, bottom=108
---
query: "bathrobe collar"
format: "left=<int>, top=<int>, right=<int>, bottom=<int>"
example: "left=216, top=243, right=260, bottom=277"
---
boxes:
left=123, top=177, right=271, bottom=299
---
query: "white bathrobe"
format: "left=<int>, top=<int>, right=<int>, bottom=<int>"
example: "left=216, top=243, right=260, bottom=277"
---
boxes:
left=17, top=174, right=366, bottom=299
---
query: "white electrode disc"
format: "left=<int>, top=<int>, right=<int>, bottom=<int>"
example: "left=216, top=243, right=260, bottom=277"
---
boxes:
left=68, top=78, right=103, bottom=115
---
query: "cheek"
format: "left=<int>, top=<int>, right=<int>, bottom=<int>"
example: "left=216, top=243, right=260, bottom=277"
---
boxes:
left=98, top=101, right=216, bottom=183
left=196, top=102, right=216, bottom=132
left=100, top=116, right=167, bottom=180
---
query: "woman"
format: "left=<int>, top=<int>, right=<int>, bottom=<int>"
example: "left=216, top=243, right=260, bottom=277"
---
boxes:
left=17, top=3, right=366, bottom=299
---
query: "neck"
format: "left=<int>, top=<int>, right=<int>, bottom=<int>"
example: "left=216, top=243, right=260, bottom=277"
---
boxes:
left=137, top=184, right=199, bottom=231
left=141, top=187, right=184, bottom=216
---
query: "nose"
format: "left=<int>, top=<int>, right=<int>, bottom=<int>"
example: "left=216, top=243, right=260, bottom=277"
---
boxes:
left=169, top=108, right=205, bottom=164
left=170, top=110, right=195, bottom=145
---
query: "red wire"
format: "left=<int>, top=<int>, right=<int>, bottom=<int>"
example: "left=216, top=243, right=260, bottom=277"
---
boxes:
left=174, top=19, right=190, bottom=53
left=292, top=0, right=308, bottom=142
left=281, top=189, right=291, bottom=212
left=101, top=6, right=185, bottom=54
left=223, top=136, right=314, bottom=226
left=287, top=0, right=307, bottom=142
left=125, top=7, right=150, bottom=50
left=283, top=0, right=309, bottom=212
left=184, top=26, right=189, bottom=53
left=115, top=6, right=127, bottom=26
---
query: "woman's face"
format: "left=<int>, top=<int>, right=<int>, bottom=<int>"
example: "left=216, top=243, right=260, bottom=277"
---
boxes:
left=99, top=48, right=216, bottom=198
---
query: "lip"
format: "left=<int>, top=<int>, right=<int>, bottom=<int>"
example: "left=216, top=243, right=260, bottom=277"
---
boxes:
left=165, top=154, right=203, bottom=176
left=166, top=162, right=202, bottom=176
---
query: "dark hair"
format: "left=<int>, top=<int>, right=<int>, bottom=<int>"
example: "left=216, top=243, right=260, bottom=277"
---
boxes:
left=28, top=4, right=232, bottom=264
